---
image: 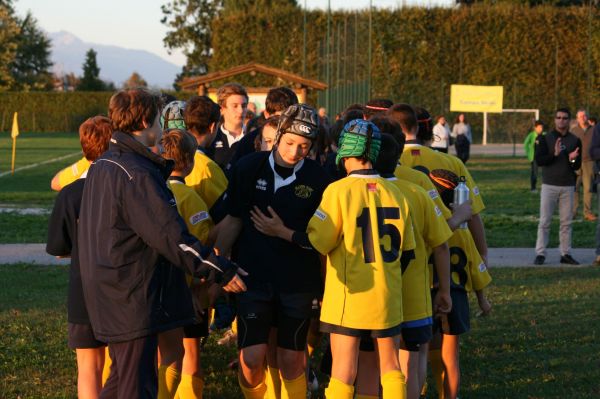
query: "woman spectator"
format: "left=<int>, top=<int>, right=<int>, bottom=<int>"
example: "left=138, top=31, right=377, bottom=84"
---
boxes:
left=452, top=113, right=472, bottom=163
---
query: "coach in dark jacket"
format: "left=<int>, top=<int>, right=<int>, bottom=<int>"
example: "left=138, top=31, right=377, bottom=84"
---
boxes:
left=533, top=107, right=582, bottom=266
left=78, top=89, right=246, bottom=398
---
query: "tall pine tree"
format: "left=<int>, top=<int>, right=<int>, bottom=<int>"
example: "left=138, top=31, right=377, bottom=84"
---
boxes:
left=77, top=48, right=105, bottom=91
left=10, top=11, right=53, bottom=90
left=0, top=1, right=19, bottom=90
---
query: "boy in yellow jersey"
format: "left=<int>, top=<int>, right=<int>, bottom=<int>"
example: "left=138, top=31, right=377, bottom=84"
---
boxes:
left=183, top=96, right=229, bottom=213
left=388, top=104, right=489, bottom=265
left=160, top=128, right=215, bottom=399
left=367, top=133, right=453, bottom=399
left=50, top=156, right=90, bottom=191
left=428, top=168, right=492, bottom=399
left=252, top=119, right=416, bottom=399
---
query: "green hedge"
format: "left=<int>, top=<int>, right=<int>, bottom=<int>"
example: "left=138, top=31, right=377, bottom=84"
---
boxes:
left=209, top=4, right=600, bottom=143
left=0, top=91, right=195, bottom=133
left=0, top=92, right=112, bottom=133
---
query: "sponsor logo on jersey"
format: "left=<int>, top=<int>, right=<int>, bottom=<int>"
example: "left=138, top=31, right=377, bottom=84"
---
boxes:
left=367, top=183, right=377, bottom=192
left=190, top=211, right=209, bottom=225
left=478, top=262, right=487, bottom=272
left=411, top=149, right=420, bottom=156
left=434, top=206, right=442, bottom=217
left=473, top=186, right=480, bottom=196
left=256, top=179, right=268, bottom=191
left=298, top=124, right=311, bottom=134
left=311, top=299, right=320, bottom=310
left=215, top=141, right=224, bottom=148
left=428, top=189, right=439, bottom=199
left=295, top=184, right=314, bottom=199
left=314, top=209, right=327, bottom=221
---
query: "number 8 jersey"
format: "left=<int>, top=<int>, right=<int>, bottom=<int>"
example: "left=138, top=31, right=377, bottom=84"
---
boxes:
left=307, top=170, right=416, bottom=330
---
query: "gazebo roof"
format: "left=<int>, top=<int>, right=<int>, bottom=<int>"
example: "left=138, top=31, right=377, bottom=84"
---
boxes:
left=180, top=63, right=327, bottom=91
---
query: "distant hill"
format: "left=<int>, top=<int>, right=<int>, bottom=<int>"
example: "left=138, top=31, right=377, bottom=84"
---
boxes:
left=48, top=31, right=181, bottom=89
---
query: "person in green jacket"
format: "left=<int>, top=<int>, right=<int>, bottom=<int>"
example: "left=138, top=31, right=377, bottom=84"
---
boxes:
left=524, top=120, right=545, bottom=192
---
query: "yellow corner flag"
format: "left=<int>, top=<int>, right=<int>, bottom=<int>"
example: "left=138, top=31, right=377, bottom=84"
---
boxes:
left=11, top=112, right=19, bottom=174
left=11, top=112, right=19, bottom=139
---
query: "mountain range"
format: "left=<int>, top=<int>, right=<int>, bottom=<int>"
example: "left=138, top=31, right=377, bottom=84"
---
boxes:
left=48, top=31, right=182, bottom=89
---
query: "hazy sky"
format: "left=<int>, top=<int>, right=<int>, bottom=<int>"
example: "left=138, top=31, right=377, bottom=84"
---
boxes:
left=15, top=0, right=451, bottom=67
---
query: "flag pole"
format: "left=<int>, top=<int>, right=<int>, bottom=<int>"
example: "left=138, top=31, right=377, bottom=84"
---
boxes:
left=10, top=112, right=19, bottom=175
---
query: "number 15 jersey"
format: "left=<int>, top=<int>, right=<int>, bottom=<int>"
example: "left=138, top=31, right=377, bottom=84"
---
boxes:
left=307, top=170, right=416, bottom=330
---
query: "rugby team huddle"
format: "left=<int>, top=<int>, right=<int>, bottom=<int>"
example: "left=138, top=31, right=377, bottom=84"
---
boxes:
left=46, top=83, right=492, bottom=399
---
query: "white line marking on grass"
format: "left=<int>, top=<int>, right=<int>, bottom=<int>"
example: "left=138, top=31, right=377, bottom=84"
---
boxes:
left=0, top=151, right=81, bottom=178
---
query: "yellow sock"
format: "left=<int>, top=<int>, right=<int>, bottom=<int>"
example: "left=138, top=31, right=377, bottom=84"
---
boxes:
left=238, top=373, right=267, bottom=399
left=101, top=346, right=112, bottom=386
left=158, top=365, right=181, bottom=399
left=324, top=377, right=354, bottom=399
left=231, top=317, right=238, bottom=335
left=174, top=373, right=203, bottom=399
left=381, top=370, right=406, bottom=399
left=356, top=395, right=379, bottom=399
left=265, top=367, right=281, bottom=399
left=429, top=349, right=445, bottom=399
left=280, top=373, right=306, bottom=399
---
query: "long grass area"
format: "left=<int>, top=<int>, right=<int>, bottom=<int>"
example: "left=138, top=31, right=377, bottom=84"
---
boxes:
left=1, top=265, right=599, bottom=398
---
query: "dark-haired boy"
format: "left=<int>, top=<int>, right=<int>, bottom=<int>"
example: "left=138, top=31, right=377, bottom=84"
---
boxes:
left=184, top=95, right=229, bottom=213
left=216, top=104, right=330, bottom=399
left=78, top=88, right=246, bottom=398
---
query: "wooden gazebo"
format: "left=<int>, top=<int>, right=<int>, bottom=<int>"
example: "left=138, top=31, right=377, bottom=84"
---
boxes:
left=180, top=63, right=327, bottom=111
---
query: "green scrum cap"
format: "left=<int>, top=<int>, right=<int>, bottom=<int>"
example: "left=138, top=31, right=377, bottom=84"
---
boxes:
left=336, top=119, right=382, bottom=165
left=161, top=100, right=187, bottom=130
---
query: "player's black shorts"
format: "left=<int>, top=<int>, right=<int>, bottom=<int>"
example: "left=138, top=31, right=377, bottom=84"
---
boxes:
left=184, top=309, right=209, bottom=338
left=431, top=288, right=470, bottom=336
left=68, top=323, right=106, bottom=349
left=400, top=323, right=433, bottom=352
left=321, top=321, right=402, bottom=343
left=236, top=286, right=319, bottom=351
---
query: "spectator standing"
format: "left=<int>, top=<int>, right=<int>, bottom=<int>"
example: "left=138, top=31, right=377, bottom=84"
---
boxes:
left=533, top=108, right=582, bottom=265
left=451, top=113, right=471, bottom=163
left=523, top=120, right=545, bottom=192
left=432, top=115, right=452, bottom=153
left=571, top=109, right=596, bottom=221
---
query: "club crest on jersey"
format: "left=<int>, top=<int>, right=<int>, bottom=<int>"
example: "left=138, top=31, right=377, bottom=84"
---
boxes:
left=295, top=185, right=314, bottom=199
left=314, top=209, right=327, bottom=221
left=215, top=141, right=224, bottom=148
left=478, top=262, right=487, bottom=272
left=367, top=183, right=377, bottom=192
left=255, top=179, right=268, bottom=191
left=190, top=211, right=209, bottom=225
left=168, top=198, right=177, bottom=207
left=428, top=189, right=439, bottom=199
left=473, top=186, right=480, bottom=196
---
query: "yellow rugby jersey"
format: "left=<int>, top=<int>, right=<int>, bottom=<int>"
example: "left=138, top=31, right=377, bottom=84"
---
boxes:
left=57, top=156, right=89, bottom=189
left=430, top=228, right=492, bottom=292
left=307, top=171, right=416, bottom=330
left=185, top=149, right=228, bottom=209
left=387, top=177, right=452, bottom=324
left=400, top=144, right=485, bottom=215
left=168, top=179, right=213, bottom=245
left=394, top=164, right=452, bottom=220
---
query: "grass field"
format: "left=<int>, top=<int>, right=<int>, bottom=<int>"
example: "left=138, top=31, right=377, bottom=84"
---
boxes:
left=1, top=264, right=599, bottom=398
left=0, top=131, right=596, bottom=247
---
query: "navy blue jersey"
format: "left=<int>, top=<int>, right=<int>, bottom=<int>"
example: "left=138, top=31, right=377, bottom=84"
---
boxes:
left=227, top=151, right=331, bottom=293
